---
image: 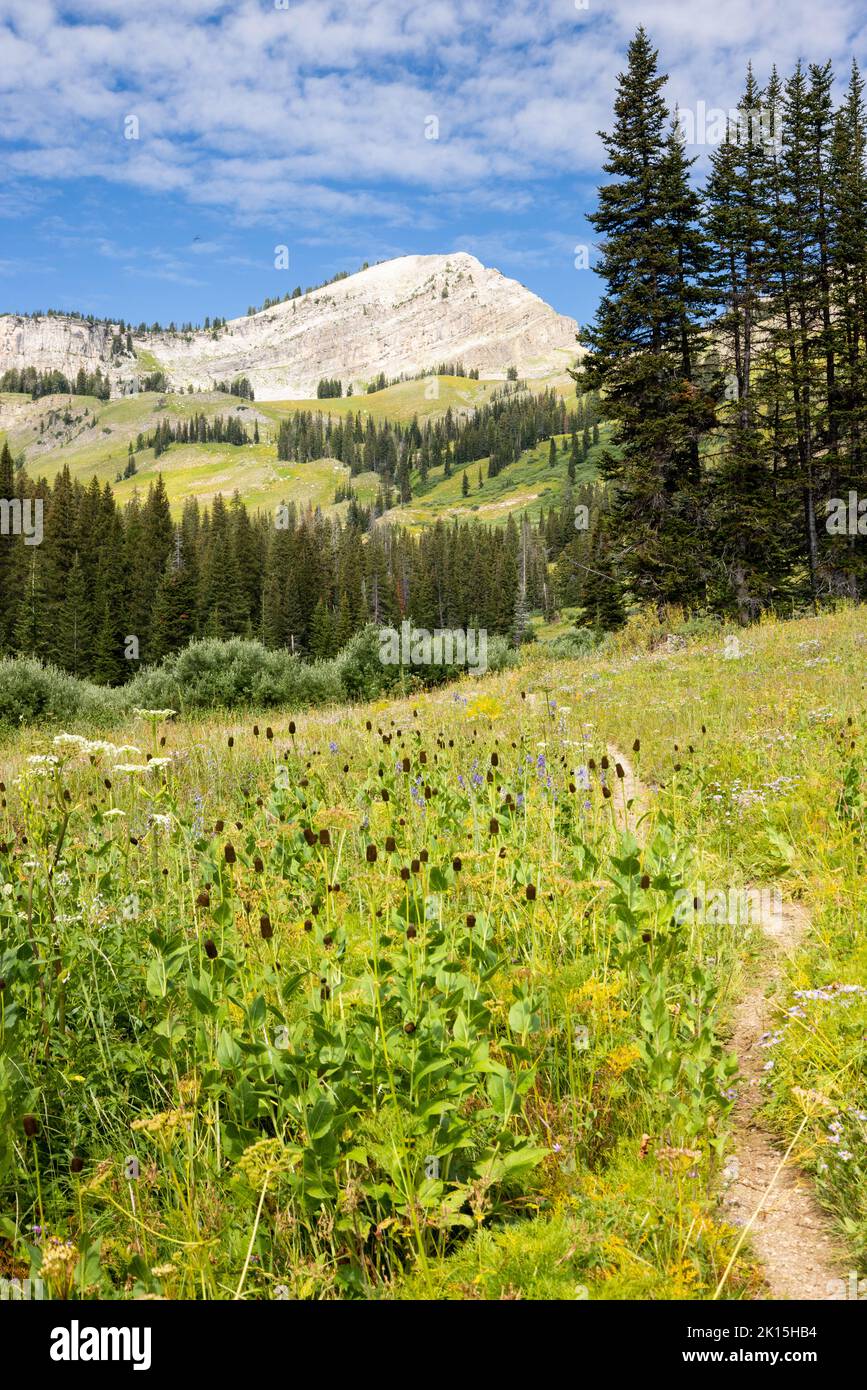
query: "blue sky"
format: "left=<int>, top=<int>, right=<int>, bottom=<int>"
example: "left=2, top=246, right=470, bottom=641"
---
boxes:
left=1, top=0, right=865, bottom=332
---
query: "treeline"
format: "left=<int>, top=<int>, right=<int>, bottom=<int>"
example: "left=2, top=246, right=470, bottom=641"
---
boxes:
left=276, top=388, right=601, bottom=504
left=245, top=265, right=387, bottom=317
left=366, top=363, right=481, bottom=393
left=0, top=442, right=554, bottom=684
left=213, top=376, right=255, bottom=400
left=3, top=310, right=130, bottom=329
left=1, top=366, right=111, bottom=400
left=578, top=28, right=867, bottom=625
left=146, top=412, right=259, bottom=458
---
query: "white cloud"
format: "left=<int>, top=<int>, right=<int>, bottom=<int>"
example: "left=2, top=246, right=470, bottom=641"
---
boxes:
left=0, top=0, right=864, bottom=233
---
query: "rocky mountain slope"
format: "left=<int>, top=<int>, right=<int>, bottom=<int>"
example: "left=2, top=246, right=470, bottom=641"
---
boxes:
left=0, top=253, right=579, bottom=400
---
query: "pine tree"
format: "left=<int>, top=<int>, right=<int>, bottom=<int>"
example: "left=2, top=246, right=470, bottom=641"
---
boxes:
left=0, top=441, right=17, bottom=651
left=151, top=528, right=200, bottom=660
left=308, top=597, right=334, bottom=658
left=575, top=26, right=715, bottom=616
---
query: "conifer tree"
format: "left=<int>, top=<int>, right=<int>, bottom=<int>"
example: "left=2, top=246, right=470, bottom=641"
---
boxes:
left=575, top=26, right=715, bottom=614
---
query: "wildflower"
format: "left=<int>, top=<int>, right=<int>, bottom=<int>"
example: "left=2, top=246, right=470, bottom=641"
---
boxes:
left=177, top=1075, right=201, bottom=1104
left=41, top=1239, right=79, bottom=1294
left=607, top=1044, right=640, bottom=1076
left=792, top=1086, right=837, bottom=1115
left=53, top=733, right=89, bottom=751
left=234, top=1137, right=291, bottom=1190
left=132, top=1108, right=191, bottom=1135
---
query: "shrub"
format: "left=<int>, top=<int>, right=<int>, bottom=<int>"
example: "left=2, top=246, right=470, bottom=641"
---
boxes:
left=0, top=658, right=123, bottom=731
left=0, top=628, right=522, bottom=731
left=545, top=630, right=600, bottom=659
left=127, top=637, right=345, bottom=714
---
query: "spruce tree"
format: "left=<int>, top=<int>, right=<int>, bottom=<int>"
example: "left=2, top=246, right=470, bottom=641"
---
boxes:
left=575, top=26, right=715, bottom=616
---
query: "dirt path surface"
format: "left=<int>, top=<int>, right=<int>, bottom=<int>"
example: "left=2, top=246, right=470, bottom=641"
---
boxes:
left=608, top=747, right=847, bottom=1302
left=720, top=899, right=846, bottom=1300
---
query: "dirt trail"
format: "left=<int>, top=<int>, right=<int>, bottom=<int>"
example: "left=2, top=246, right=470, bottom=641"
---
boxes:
left=608, top=747, right=846, bottom=1301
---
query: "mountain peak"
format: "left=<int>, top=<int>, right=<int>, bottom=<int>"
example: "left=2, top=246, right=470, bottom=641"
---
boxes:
left=0, top=253, right=578, bottom=401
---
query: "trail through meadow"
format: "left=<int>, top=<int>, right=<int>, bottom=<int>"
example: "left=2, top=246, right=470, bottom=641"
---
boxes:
left=609, top=747, right=846, bottom=1302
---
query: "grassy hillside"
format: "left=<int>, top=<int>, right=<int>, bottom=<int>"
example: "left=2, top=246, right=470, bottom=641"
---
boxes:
left=385, top=433, right=600, bottom=529
left=0, top=604, right=863, bottom=1300
left=0, top=377, right=600, bottom=523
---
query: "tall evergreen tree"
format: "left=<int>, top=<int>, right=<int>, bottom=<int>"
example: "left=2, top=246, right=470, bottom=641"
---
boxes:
left=576, top=26, right=716, bottom=615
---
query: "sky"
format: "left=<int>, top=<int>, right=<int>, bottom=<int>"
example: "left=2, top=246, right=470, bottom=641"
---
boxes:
left=1, top=0, right=865, bottom=332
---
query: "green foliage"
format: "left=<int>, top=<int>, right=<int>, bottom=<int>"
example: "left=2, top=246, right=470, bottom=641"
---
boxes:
left=0, top=657, right=123, bottom=729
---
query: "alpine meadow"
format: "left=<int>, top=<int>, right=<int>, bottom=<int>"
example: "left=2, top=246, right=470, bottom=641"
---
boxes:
left=0, top=0, right=866, bottom=1347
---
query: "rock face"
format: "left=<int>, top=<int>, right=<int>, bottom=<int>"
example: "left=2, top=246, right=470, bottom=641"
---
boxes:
left=0, top=314, right=117, bottom=377
left=0, top=253, right=579, bottom=400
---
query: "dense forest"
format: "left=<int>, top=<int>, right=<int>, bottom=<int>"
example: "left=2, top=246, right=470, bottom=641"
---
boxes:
left=0, top=442, right=588, bottom=683
left=276, top=386, right=600, bottom=507
left=0, top=365, right=112, bottom=400
left=574, top=28, right=867, bottom=624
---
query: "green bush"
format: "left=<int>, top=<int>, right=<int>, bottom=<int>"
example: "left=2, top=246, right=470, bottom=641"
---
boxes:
left=127, top=636, right=344, bottom=714
left=0, top=627, right=521, bottom=731
left=546, top=629, right=600, bottom=659
left=0, top=658, right=124, bottom=731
